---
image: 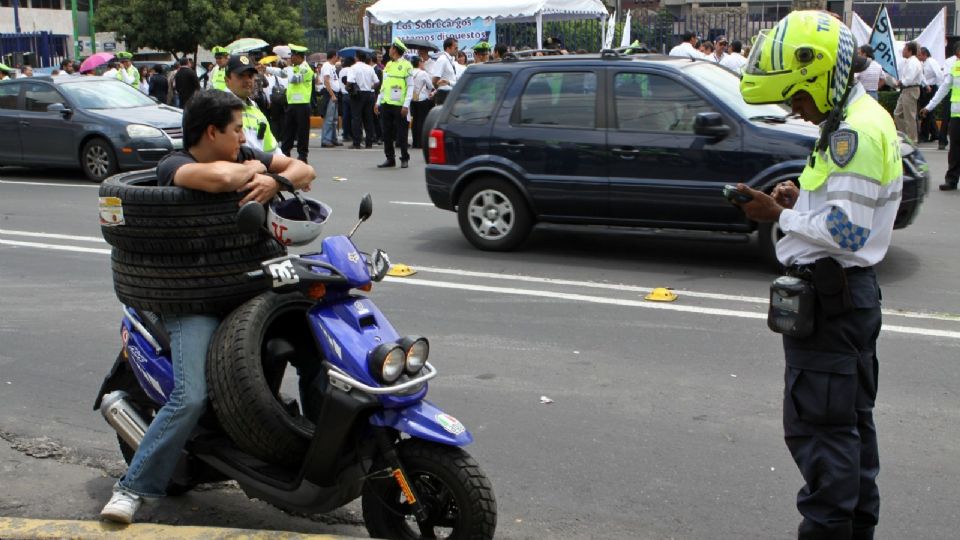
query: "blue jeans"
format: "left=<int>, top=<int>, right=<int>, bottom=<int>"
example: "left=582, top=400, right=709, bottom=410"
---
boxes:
left=118, top=314, right=219, bottom=497
left=322, top=97, right=339, bottom=145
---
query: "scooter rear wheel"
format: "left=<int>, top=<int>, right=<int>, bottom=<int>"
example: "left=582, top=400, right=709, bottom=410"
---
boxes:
left=361, top=439, right=497, bottom=540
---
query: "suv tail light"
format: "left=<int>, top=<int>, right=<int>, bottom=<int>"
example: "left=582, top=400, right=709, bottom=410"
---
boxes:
left=428, top=129, right=446, bottom=165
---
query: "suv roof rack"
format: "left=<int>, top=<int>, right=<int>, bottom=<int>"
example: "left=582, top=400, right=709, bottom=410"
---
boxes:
left=502, top=49, right=564, bottom=62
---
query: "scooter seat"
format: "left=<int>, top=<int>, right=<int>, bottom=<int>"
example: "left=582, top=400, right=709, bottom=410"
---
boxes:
left=131, top=308, right=172, bottom=355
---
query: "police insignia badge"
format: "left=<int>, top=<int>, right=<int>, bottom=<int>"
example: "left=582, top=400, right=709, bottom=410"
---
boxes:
left=829, top=129, right=858, bottom=168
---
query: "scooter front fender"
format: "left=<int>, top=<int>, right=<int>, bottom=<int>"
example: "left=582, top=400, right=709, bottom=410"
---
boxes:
left=370, top=400, right=473, bottom=446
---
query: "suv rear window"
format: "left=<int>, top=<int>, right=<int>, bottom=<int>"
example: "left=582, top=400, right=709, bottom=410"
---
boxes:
left=517, top=71, right=597, bottom=128
left=447, top=73, right=510, bottom=125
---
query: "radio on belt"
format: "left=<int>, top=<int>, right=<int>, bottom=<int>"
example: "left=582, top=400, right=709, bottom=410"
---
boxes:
left=767, top=276, right=815, bottom=338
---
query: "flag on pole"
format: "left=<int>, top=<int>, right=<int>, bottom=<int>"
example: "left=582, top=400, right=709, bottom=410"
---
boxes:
left=604, top=11, right=617, bottom=50
left=620, top=10, right=632, bottom=48
left=869, top=5, right=899, bottom=80
left=916, top=7, right=947, bottom=66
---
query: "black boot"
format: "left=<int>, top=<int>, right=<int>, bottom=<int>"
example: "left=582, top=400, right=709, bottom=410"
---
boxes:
left=400, top=160, right=409, bottom=169
left=940, top=182, right=958, bottom=191
left=377, top=159, right=396, bottom=168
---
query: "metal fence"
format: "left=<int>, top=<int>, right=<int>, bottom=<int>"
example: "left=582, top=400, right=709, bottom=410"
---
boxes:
left=0, top=32, right=69, bottom=68
left=304, top=10, right=959, bottom=55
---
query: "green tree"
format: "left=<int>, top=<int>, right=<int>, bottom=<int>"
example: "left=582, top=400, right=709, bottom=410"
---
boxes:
left=97, top=0, right=305, bottom=57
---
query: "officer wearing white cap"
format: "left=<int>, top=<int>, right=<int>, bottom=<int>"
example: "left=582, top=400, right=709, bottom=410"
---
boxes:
left=225, top=54, right=281, bottom=155
left=281, top=44, right=314, bottom=163
left=375, top=38, right=414, bottom=168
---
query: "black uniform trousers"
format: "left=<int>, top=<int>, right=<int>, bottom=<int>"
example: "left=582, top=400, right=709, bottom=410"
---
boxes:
left=410, top=99, right=434, bottom=149
left=380, top=103, right=409, bottom=163
left=947, top=117, right=960, bottom=186
left=938, top=98, right=950, bottom=147
left=350, top=91, right=376, bottom=148
left=281, top=103, right=311, bottom=163
left=782, top=268, right=881, bottom=540
left=919, top=85, right=938, bottom=141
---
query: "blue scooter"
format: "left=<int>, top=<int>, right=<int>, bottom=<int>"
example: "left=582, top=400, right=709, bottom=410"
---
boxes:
left=94, top=195, right=497, bottom=539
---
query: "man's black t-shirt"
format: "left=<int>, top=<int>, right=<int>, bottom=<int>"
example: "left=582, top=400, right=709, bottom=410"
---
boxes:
left=157, top=146, right=274, bottom=187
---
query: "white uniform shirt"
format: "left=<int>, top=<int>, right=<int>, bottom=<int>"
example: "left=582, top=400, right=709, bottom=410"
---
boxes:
left=320, top=62, right=340, bottom=94
left=776, top=85, right=903, bottom=268
left=900, top=55, right=924, bottom=86
left=454, top=62, right=466, bottom=79
left=412, top=68, right=434, bottom=101
left=720, top=52, right=747, bottom=72
left=668, top=42, right=705, bottom=60
left=922, top=56, right=942, bottom=86
left=855, top=60, right=883, bottom=92
left=923, top=62, right=960, bottom=114
left=347, top=62, right=378, bottom=92
left=429, top=51, right=459, bottom=90
left=102, top=67, right=118, bottom=79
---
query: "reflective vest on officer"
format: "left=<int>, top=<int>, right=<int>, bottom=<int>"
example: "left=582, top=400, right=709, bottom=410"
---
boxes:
left=211, top=66, right=227, bottom=91
left=950, top=61, right=960, bottom=117
left=286, top=62, right=314, bottom=105
left=799, top=92, right=901, bottom=192
left=242, top=100, right=278, bottom=154
left=117, top=65, right=140, bottom=87
left=381, top=59, right=412, bottom=106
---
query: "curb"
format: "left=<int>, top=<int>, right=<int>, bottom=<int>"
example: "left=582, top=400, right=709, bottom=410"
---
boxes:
left=0, top=517, right=367, bottom=540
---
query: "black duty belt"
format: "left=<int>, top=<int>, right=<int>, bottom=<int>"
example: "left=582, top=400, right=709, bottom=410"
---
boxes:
left=902, top=84, right=921, bottom=89
left=786, top=264, right=871, bottom=281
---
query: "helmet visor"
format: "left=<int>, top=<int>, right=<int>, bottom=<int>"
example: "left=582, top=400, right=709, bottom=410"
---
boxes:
left=744, top=29, right=814, bottom=76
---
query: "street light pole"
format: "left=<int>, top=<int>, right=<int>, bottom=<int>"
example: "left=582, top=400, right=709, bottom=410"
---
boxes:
left=12, top=0, right=22, bottom=33
left=71, top=0, right=80, bottom=59
left=89, top=0, right=96, bottom=54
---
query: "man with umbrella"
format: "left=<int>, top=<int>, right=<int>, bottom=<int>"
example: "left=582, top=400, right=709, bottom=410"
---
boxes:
left=281, top=44, right=315, bottom=163
left=208, top=46, right=230, bottom=91
left=375, top=38, right=414, bottom=168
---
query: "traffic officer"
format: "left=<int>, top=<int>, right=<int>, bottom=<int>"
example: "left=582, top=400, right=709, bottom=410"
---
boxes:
left=734, top=11, right=902, bottom=539
left=920, top=53, right=960, bottom=190
left=375, top=38, right=414, bottom=168
left=281, top=44, right=314, bottom=163
left=115, top=52, right=140, bottom=87
left=0, top=63, right=11, bottom=80
left=224, top=54, right=280, bottom=155
left=472, top=41, right=491, bottom=64
left=208, top=46, right=229, bottom=91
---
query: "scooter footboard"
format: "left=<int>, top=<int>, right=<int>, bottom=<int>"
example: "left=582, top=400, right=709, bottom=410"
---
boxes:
left=370, top=400, right=473, bottom=446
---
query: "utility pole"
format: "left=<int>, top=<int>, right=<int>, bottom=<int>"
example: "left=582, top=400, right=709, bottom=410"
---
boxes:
left=89, top=0, right=96, bottom=54
left=12, top=0, right=22, bottom=33
left=71, top=0, right=80, bottom=59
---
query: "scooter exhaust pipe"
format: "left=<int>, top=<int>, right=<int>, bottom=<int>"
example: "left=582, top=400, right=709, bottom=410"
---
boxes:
left=100, top=390, right=148, bottom=450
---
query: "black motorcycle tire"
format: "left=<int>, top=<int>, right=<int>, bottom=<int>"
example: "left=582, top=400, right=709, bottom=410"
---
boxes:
left=362, top=439, right=497, bottom=540
left=99, top=169, right=265, bottom=254
left=206, top=292, right=318, bottom=466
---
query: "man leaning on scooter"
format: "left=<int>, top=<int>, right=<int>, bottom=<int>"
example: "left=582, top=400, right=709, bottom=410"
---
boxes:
left=99, top=89, right=315, bottom=523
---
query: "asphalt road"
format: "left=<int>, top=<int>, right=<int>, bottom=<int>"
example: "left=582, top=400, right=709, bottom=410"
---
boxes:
left=1, top=141, right=958, bottom=539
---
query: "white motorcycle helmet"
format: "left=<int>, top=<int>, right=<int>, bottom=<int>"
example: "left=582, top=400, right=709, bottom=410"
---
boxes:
left=267, top=194, right=332, bottom=246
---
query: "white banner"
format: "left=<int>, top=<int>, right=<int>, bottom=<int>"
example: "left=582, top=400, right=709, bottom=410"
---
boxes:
left=603, top=11, right=616, bottom=49
left=620, top=10, right=631, bottom=48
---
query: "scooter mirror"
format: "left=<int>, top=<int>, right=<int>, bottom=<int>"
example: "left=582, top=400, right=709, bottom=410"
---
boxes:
left=237, top=201, right=266, bottom=234
left=359, top=193, right=373, bottom=222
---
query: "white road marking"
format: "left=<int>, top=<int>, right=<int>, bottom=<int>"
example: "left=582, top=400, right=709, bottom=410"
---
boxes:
left=0, top=179, right=99, bottom=188
left=0, top=229, right=107, bottom=243
left=0, top=227, right=958, bottom=326
left=389, top=201, right=434, bottom=206
left=0, top=239, right=110, bottom=255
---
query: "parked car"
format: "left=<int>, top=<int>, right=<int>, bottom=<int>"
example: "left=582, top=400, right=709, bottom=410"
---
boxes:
left=423, top=52, right=929, bottom=265
left=0, top=76, right=183, bottom=182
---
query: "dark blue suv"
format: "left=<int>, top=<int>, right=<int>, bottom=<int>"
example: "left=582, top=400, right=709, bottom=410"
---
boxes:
left=423, top=53, right=928, bottom=263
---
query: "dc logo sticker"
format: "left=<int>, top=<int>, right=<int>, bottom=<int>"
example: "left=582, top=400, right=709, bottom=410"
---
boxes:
left=348, top=251, right=361, bottom=263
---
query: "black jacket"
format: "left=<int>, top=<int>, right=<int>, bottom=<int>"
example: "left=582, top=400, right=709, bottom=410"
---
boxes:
left=174, top=67, right=200, bottom=107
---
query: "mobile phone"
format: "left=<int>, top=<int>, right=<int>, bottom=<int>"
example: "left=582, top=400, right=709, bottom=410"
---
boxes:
left=723, top=184, right=754, bottom=204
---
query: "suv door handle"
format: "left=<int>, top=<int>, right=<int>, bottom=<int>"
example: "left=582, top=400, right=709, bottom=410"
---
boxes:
left=612, top=147, right=640, bottom=159
left=19, top=121, right=30, bottom=127
left=499, top=141, right=525, bottom=152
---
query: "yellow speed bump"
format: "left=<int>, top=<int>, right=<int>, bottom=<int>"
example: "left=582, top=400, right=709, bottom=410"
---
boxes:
left=644, top=287, right=678, bottom=302
left=386, top=263, right=417, bottom=277
left=0, top=517, right=361, bottom=539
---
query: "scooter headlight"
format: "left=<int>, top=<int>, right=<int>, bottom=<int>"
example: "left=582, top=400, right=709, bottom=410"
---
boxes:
left=400, top=336, right=429, bottom=374
left=369, top=344, right=405, bottom=384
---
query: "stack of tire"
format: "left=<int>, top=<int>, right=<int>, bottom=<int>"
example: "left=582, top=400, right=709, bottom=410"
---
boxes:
left=99, top=169, right=285, bottom=314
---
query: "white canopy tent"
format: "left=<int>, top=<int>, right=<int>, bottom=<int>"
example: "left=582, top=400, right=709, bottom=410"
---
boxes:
left=363, top=0, right=610, bottom=50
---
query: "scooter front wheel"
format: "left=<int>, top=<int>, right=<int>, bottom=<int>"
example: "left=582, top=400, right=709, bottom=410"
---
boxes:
left=361, top=439, right=497, bottom=540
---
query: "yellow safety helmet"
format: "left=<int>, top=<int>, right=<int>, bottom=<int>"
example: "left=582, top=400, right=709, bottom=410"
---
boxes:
left=740, top=11, right=856, bottom=114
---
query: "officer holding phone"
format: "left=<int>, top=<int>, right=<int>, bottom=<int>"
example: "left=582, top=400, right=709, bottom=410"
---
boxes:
left=729, top=11, right=902, bottom=540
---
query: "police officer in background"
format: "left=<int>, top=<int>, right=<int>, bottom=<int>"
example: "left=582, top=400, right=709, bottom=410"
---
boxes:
left=208, top=46, right=229, bottom=90
left=281, top=44, right=314, bottom=163
left=115, top=52, right=140, bottom=87
left=921, top=46, right=960, bottom=190
left=375, top=38, right=414, bottom=168
left=472, top=42, right=491, bottom=65
left=733, top=11, right=902, bottom=539
left=224, top=54, right=281, bottom=155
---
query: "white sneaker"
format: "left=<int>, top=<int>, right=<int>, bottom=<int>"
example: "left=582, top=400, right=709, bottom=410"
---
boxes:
left=100, top=489, right=142, bottom=524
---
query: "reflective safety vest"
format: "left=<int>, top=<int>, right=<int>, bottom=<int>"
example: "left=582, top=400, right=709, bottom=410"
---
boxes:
left=381, top=59, right=412, bottom=106
left=950, top=61, right=960, bottom=117
left=286, top=62, right=314, bottom=105
left=798, top=93, right=902, bottom=192
left=211, top=66, right=227, bottom=91
left=117, top=65, right=140, bottom=87
left=241, top=99, right=278, bottom=153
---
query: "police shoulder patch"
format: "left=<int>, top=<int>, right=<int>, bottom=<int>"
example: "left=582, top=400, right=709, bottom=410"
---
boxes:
left=829, top=129, right=858, bottom=168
